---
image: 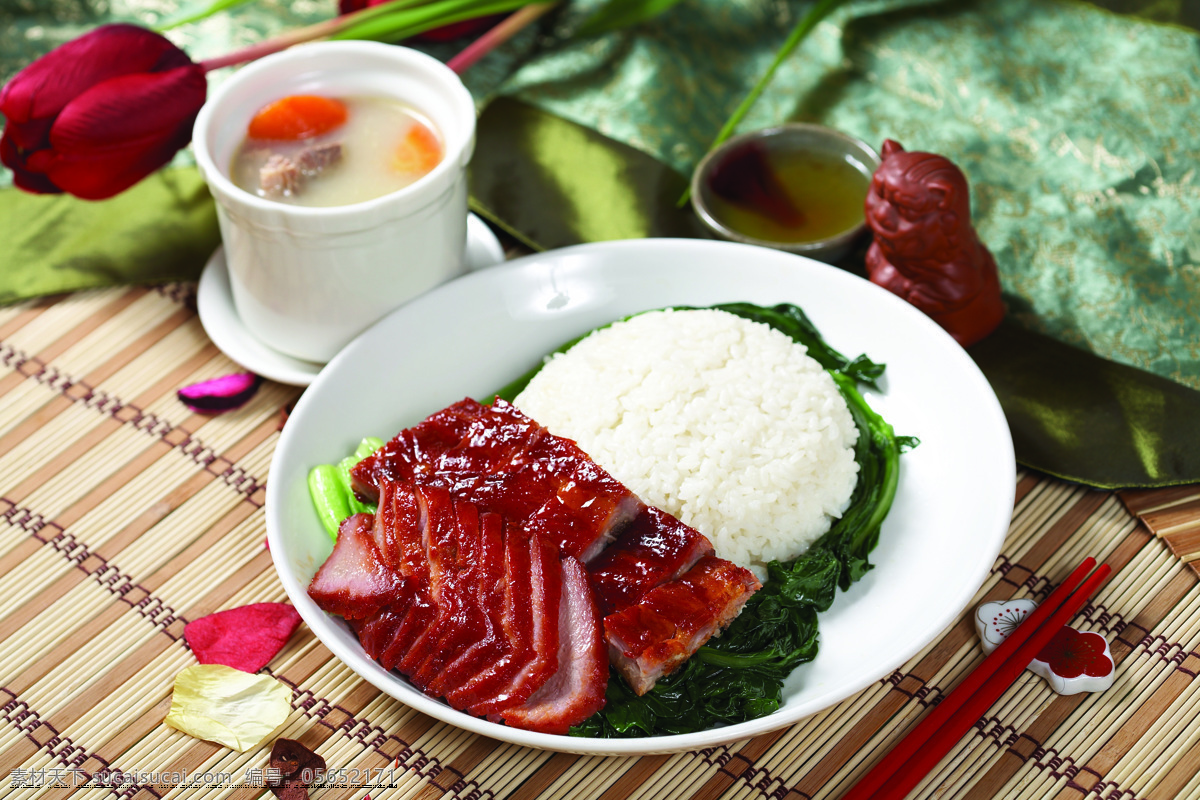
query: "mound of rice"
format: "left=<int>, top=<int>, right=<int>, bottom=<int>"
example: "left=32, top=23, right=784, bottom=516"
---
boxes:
left=513, top=308, right=860, bottom=579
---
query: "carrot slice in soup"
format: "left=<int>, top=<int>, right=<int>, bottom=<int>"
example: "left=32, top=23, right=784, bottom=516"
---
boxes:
left=393, top=122, right=442, bottom=175
left=248, top=96, right=347, bottom=141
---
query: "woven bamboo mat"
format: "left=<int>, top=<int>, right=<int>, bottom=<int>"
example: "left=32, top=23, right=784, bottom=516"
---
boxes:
left=2, top=284, right=1199, bottom=800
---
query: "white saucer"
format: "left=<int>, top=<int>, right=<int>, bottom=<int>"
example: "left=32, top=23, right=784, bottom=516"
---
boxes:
left=197, top=213, right=506, bottom=386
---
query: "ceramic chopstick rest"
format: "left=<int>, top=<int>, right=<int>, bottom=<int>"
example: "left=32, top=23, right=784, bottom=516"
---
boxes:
left=975, top=599, right=1115, bottom=695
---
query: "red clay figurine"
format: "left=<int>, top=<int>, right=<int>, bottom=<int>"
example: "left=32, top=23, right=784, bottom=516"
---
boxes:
left=864, top=140, right=1004, bottom=347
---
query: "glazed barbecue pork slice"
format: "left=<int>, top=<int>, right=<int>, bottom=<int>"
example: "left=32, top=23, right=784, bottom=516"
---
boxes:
left=497, top=557, right=608, bottom=734
left=586, top=506, right=715, bottom=618
left=466, top=534, right=563, bottom=716
left=352, top=398, right=642, bottom=562
left=394, top=484, right=458, bottom=676
left=351, top=399, right=490, bottom=500
left=442, top=519, right=539, bottom=711
left=604, top=556, right=762, bottom=695
left=308, top=513, right=405, bottom=620
left=350, top=607, right=404, bottom=663
left=408, top=500, right=490, bottom=689
left=427, top=511, right=510, bottom=700
left=371, top=479, right=422, bottom=572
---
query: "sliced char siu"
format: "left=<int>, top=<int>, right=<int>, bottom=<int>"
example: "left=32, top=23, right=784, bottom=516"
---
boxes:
left=604, top=556, right=762, bottom=695
left=316, top=400, right=767, bottom=732
left=351, top=399, right=490, bottom=501
left=308, top=513, right=405, bottom=620
left=586, top=506, right=715, bottom=618
left=464, top=533, right=562, bottom=716
left=441, top=516, right=537, bottom=711
left=352, top=398, right=642, bottom=562
left=391, top=483, right=456, bottom=675
left=408, top=500, right=488, bottom=689
left=497, top=557, right=608, bottom=734
left=426, top=511, right=509, bottom=699
left=372, top=479, right=422, bottom=573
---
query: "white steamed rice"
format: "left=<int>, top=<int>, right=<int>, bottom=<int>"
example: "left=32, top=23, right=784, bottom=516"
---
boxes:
left=513, top=308, right=860, bottom=579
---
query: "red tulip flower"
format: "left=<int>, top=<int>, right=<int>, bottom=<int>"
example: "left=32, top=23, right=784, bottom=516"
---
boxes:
left=0, top=24, right=206, bottom=200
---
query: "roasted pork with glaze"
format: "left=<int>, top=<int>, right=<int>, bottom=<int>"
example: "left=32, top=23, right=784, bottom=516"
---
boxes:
left=314, top=399, right=764, bottom=730
left=351, top=399, right=642, bottom=562
left=603, top=556, right=762, bottom=695
left=308, top=513, right=404, bottom=620
left=586, top=506, right=715, bottom=618
left=310, top=474, right=608, bottom=733
left=498, top=558, right=608, bottom=734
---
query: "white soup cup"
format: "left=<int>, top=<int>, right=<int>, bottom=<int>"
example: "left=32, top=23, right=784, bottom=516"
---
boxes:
left=193, top=41, right=476, bottom=363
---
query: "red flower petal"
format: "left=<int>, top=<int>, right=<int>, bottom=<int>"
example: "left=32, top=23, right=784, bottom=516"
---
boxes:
left=44, top=65, right=205, bottom=199
left=0, top=24, right=191, bottom=127
left=1037, top=626, right=1112, bottom=680
left=0, top=131, right=61, bottom=194
left=3, top=116, right=54, bottom=151
left=177, top=372, right=262, bottom=414
left=184, top=603, right=302, bottom=673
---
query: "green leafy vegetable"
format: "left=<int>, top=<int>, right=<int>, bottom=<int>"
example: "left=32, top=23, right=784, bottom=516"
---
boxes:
left=307, top=438, right=384, bottom=540
left=308, top=465, right=352, bottom=542
left=310, top=303, right=909, bottom=738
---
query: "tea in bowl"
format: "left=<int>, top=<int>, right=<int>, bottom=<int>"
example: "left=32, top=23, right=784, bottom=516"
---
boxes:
left=193, top=41, right=476, bottom=363
left=690, top=124, right=880, bottom=264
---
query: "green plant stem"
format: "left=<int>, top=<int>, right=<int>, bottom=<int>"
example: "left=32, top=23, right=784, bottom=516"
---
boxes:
left=678, top=0, right=848, bottom=206
left=196, top=0, right=506, bottom=71
left=331, top=0, right=532, bottom=41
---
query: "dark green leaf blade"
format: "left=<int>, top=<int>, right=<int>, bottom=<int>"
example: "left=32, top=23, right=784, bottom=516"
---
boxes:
left=575, top=0, right=688, bottom=38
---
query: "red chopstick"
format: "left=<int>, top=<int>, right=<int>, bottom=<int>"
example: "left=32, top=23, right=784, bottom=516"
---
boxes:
left=840, top=557, right=1111, bottom=800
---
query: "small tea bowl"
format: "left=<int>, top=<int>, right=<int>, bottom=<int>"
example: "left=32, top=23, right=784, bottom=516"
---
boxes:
left=690, top=124, right=880, bottom=264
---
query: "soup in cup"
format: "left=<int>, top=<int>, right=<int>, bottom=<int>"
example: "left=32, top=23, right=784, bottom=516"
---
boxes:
left=194, top=41, right=476, bottom=363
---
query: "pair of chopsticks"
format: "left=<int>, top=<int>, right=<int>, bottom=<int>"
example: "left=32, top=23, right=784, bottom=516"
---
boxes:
left=841, top=557, right=1112, bottom=800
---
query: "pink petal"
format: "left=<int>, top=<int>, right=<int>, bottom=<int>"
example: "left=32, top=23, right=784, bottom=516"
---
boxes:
left=178, top=372, right=263, bottom=414
left=184, top=603, right=302, bottom=673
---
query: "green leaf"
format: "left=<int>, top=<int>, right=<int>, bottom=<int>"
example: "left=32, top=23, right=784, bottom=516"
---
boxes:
left=331, top=0, right=530, bottom=41
left=710, top=302, right=885, bottom=388
left=575, top=0, right=688, bottom=38
left=154, top=0, right=255, bottom=31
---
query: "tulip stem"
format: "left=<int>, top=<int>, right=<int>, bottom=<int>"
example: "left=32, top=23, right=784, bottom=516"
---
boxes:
left=196, top=0, right=448, bottom=72
left=198, top=16, right=343, bottom=71
left=446, top=3, right=556, bottom=74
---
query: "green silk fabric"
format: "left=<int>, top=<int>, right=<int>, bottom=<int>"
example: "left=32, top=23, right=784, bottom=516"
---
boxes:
left=0, top=169, right=219, bottom=304
left=2, top=0, right=1199, bottom=488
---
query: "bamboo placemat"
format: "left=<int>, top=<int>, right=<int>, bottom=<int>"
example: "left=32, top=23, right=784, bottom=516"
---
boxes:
left=2, top=284, right=1199, bottom=800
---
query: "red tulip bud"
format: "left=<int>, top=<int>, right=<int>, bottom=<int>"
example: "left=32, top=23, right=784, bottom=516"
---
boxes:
left=0, top=24, right=206, bottom=200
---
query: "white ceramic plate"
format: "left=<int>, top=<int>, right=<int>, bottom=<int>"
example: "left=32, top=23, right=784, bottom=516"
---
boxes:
left=267, top=238, right=1015, bottom=755
left=197, top=213, right=506, bottom=386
